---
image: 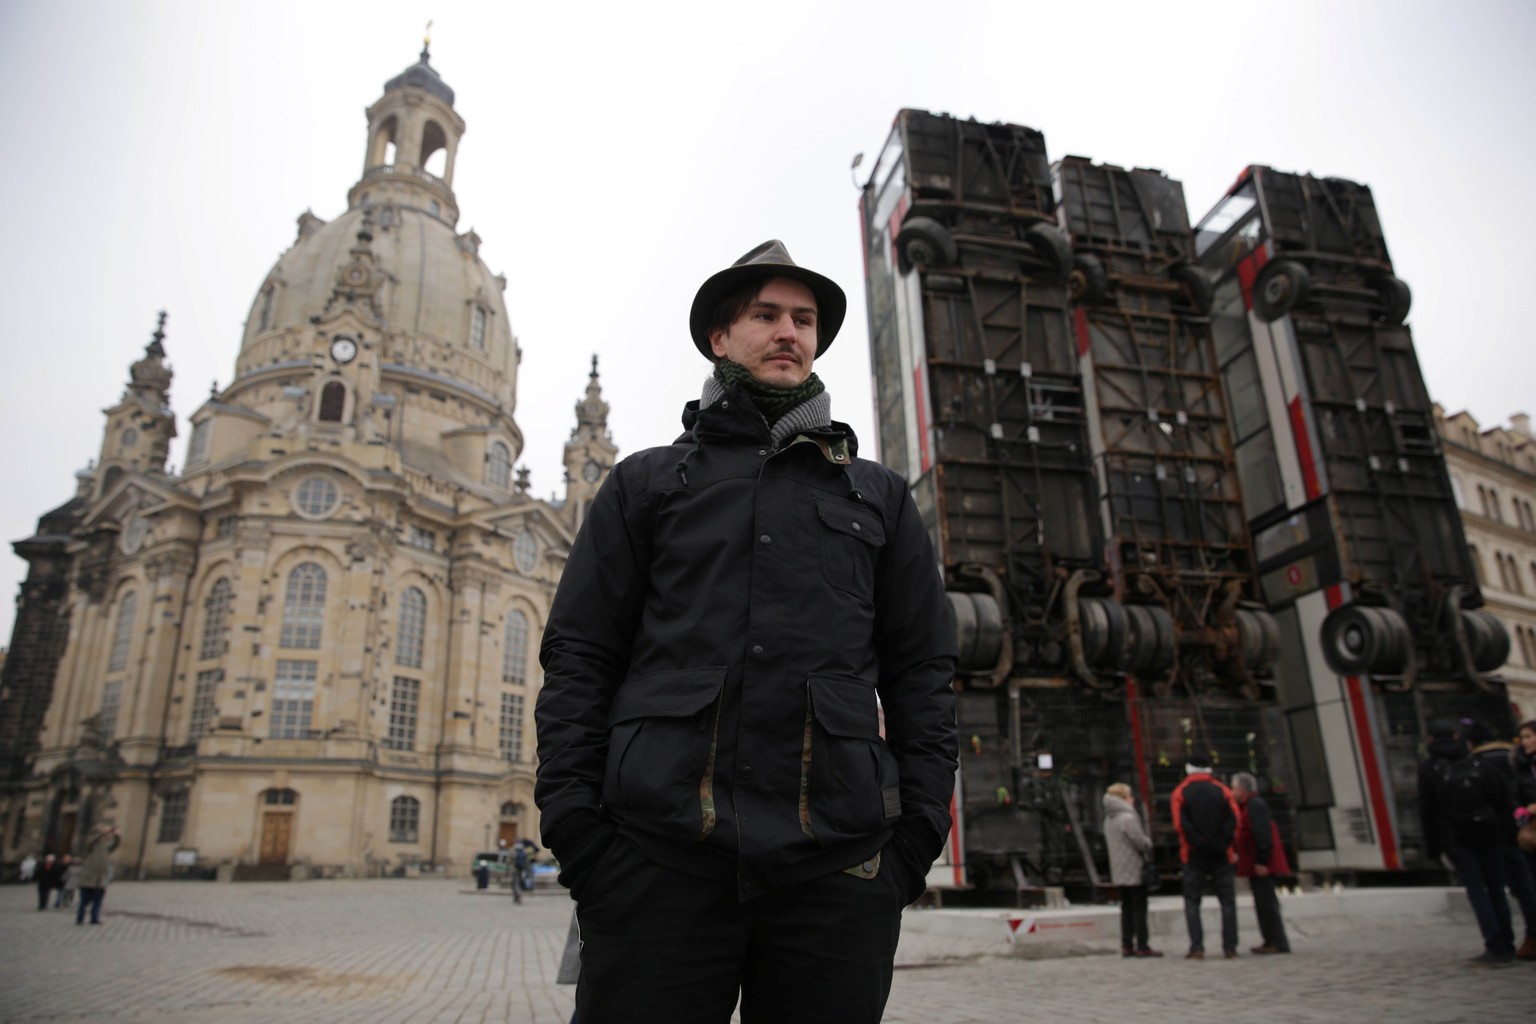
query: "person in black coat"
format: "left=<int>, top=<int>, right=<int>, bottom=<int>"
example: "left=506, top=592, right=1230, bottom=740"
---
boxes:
left=1466, top=719, right=1536, bottom=960
left=1419, top=719, right=1516, bottom=964
left=535, top=241, right=958, bottom=1024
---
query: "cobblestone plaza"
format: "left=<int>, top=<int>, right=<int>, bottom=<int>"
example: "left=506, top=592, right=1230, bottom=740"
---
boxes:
left=1, top=879, right=1530, bottom=1023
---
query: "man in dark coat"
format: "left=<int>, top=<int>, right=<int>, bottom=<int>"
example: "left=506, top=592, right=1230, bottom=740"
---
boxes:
left=534, top=240, right=959, bottom=1024
left=1171, top=753, right=1239, bottom=958
left=1464, top=719, right=1536, bottom=959
left=1232, top=772, right=1290, bottom=954
left=1419, top=719, right=1516, bottom=965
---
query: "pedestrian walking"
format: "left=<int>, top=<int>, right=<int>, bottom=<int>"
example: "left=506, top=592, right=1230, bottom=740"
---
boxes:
left=76, top=824, right=120, bottom=925
left=1419, top=718, right=1516, bottom=965
left=535, top=239, right=959, bottom=1024
left=1102, top=782, right=1162, bottom=958
left=1231, top=772, right=1291, bottom=954
left=1171, top=753, right=1240, bottom=959
left=54, top=855, right=79, bottom=909
left=1464, top=719, right=1536, bottom=960
left=34, top=853, right=58, bottom=911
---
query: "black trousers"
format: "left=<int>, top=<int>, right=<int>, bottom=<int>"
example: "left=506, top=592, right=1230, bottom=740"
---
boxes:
left=1249, top=875, right=1289, bottom=951
left=1449, top=844, right=1514, bottom=957
left=1182, top=856, right=1237, bottom=954
left=1119, top=884, right=1150, bottom=950
left=574, top=836, right=906, bottom=1024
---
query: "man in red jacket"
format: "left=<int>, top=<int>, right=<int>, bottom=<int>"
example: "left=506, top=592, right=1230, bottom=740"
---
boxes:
left=1233, top=772, right=1291, bottom=954
left=1171, top=753, right=1240, bottom=958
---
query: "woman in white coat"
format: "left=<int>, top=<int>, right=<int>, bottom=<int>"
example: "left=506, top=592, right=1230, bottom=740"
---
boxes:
left=1103, top=782, right=1162, bottom=957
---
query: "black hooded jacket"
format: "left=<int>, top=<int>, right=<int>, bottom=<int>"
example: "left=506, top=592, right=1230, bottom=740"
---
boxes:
left=1418, top=736, right=1514, bottom=857
left=534, top=388, right=958, bottom=902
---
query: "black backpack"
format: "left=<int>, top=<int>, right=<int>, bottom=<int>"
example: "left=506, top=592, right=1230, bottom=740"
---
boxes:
left=1433, top=756, right=1497, bottom=832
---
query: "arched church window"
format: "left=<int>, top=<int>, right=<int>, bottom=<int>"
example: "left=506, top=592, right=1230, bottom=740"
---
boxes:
left=186, top=419, right=211, bottom=468
left=280, top=563, right=327, bottom=649
left=514, top=528, right=537, bottom=573
left=318, top=381, right=346, bottom=423
left=421, top=120, right=448, bottom=178
left=370, top=115, right=398, bottom=169
left=108, top=592, right=138, bottom=673
left=503, top=610, right=528, bottom=685
left=1469, top=545, right=1484, bottom=585
left=397, top=587, right=426, bottom=668
left=500, top=801, right=519, bottom=817
left=487, top=442, right=511, bottom=489
left=257, top=285, right=275, bottom=333
left=470, top=306, right=487, bottom=350
left=200, top=578, right=232, bottom=661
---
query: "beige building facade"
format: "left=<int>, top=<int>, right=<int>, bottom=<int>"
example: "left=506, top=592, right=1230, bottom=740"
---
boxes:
left=0, top=51, right=618, bottom=877
left=1436, top=406, right=1536, bottom=723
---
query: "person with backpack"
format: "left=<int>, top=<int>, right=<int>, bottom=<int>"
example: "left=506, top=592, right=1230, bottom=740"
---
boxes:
left=1171, top=753, right=1240, bottom=959
left=1418, top=719, right=1516, bottom=965
left=1465, top=719, right=1536, bottom=960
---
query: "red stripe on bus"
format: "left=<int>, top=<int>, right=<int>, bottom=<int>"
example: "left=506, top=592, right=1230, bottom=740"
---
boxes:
left=1236, top=246, right=1269, bottom=311
left=914, top=366, right=931, bottom=473
left=949, top=788, right=965, bottom=887
left=1126, top=678, right=1154, bottom=814
left=1073, top=307, right=1091, bottom=357
left=1288, top=397, right=1321, bottom=500
left=1326, top=583, right=1401, bottom=871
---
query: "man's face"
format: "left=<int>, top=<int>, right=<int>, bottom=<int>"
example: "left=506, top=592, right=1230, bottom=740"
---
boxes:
left=1234, top=787, right=1251, bottom=805
left=709, top=276, right=818, bottom=389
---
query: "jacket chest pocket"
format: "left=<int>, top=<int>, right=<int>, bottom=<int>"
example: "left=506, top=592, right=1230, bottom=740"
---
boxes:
left=603, top=667, right=726, bottom=843
left=815, top=497, right=885, bottom=600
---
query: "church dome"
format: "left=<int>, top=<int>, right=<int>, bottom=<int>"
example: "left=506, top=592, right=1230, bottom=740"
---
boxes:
left=238, top=202, right=512, bottom=375
left=384, top=49, right=455, bottom=107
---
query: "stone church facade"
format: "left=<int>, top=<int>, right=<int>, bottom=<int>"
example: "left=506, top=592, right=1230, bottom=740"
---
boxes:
left=0, top=51, right=618, bottom=878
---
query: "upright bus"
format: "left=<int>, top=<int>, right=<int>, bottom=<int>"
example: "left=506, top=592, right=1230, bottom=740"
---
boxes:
left=1193, top=166, right=1512, bottom=872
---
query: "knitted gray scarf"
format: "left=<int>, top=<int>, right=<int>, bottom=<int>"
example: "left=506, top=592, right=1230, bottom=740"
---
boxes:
left=700, top=376, right=833, bottom=450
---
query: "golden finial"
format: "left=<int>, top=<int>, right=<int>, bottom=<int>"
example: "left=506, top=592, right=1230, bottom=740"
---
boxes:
left=424, top=19, right=433, bottom=49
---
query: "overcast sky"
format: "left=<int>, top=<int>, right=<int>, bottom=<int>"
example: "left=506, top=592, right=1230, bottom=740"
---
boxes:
left=1, top=0, right=1532, bottom=645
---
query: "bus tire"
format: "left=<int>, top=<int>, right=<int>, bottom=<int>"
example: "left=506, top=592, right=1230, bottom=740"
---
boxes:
left=1462, top=609, right=1510, bottom=672
left=895, top=216, right=957, bottom=274
left=1175, top=264, right=1216, bottom=315
left=1025, top=222, right=1073, bottom=282
left=1373, top=274, right=1412, bottom=325
left=1068, top=254, right=1107, bottom=304
left=1321, top=604, right=1408, bottom=675
left=1253, top=259, right=1310, bottom=321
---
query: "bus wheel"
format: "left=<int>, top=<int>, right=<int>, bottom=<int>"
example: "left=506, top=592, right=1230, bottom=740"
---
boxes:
left=1321, top=604, right=1408, bottom=675
left=950, top=592, right=1003, bottom=673
left=1253, top=259, right=1310, bottom=321
left=1235, top=609, right=1281, bottom=671
left=1080, top=595, right=1128, bottom=668
left=1174, top=264, right=1216, bottom=315
left=1373, top=274, right=1412, bottom=325
left=1025, top=222, right=1074, bottom=282
left=895, top=216, right=957, bottom=274
left=1068, top=254, right=1107, bottom=304
left=1461, top=609, right=1510, bottom=672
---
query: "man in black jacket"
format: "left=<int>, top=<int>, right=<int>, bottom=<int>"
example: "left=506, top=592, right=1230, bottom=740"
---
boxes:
left=1464, top=719, right=1536, bottom=959
left=1419, top=719, right=1516, bottom=965
left=535, top=240, right=959, bottom=1024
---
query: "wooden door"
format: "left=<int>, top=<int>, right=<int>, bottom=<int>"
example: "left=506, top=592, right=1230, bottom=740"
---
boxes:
left=259, top=812, right=292, bottom=864
left=498, top=821, right=519, bottom=847
left=58, top=812, right=77, bottom=855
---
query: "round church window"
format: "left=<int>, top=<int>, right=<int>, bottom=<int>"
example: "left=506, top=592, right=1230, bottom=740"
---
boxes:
left=121, top=516, right=148, bottom=554
left=292, top=475, right=339, bottom=520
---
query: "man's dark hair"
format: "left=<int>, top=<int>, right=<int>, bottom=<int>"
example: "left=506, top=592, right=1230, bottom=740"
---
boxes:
left=705, top=275, right=820, bottom=354
left=1427, top=718, right=1461, bottom=740
left=1461, top=718, right=1494, bottom=746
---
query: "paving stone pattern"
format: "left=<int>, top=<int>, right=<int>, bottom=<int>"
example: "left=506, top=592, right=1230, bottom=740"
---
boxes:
left=0, top=880, right=1528, bottom=1023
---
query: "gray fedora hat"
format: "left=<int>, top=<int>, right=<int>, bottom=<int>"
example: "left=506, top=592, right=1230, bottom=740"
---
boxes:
left=689, top=240, right=847, bottom=360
